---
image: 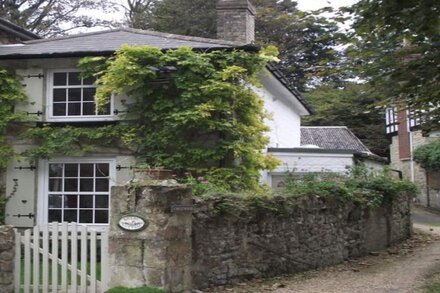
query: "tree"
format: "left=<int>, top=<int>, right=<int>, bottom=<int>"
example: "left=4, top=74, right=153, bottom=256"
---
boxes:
left=126, top=0, right=344, bottom=91
left=0, top=0, right=118, bottom=37
left=302, top=82, right=390, bottom=157
left=124, top=0, right=157, bottom=30
left=341, top=0, right=440, bottom=127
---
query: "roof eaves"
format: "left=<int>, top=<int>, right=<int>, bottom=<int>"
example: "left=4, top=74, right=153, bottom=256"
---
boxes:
left=0, top=18, right=41, bottom=41
left=266, top=62, right=313, bottom=114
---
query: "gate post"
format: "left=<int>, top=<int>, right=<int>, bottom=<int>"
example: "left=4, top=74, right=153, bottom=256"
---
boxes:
left=0, top=225, right=15, bottom=292
left=108, top=181, right=193, bottom=292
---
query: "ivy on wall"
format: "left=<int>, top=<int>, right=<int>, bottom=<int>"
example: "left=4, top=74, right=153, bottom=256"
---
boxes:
left=0, top=46, right=280, bottom=194
left=0, top=69, right=28, bottom=224
left=78, top=45, right=279, bottom=191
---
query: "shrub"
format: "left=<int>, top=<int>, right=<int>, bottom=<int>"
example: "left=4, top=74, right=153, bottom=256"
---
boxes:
left=414, top=139, right=440, bottom=171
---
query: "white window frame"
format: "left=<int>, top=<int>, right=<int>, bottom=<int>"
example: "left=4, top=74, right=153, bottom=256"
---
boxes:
left=37, top=157, right=116, bottom=231
left=46, top=69, right=114, bottom=122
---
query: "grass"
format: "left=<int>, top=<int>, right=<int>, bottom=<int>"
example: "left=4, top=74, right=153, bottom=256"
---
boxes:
left=422, top=282, right=440, bottom=293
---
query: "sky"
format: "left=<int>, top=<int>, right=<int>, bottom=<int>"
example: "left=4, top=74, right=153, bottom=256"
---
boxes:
left=89, top=0, right=359, bottom=24
left=297, top=0, right=357, bottom=11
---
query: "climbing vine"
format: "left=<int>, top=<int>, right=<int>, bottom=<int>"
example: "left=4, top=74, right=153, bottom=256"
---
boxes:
left=4, top=46, right=279, bottom=192
left=0, top=68, right=28, bottom=224
left=77, top=45, right=279, bottom=191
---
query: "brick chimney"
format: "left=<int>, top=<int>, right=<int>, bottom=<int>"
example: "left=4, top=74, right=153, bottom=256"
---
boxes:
left=217, top=0, right=256, bottom=44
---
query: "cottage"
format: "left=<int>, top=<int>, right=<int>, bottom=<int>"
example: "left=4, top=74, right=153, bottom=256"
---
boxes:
left=0, top=0, right=313, bottom=229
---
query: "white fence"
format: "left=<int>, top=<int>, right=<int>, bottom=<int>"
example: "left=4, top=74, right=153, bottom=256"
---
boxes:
left=14, top=222, right=109, bottom=293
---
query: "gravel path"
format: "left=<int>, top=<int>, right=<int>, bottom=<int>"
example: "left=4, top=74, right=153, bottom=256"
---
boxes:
left=206, top=206, right=440, bottom=293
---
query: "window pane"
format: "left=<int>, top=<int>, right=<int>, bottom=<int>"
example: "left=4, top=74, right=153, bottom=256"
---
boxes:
left=64, top=179, right=78, bottom=191
left=53, top=89, right=66, bottom=102
left=48, top=210, right=62, bottom=222
left=80, top=195, right=93, bottom=208
left=83, top=76, right=95, bottom=85
left=48, top=194, right=62, bottom=208
left=95, top=179, right=109, bottom=192
left=68, top=103, right=81, bottom=116
left=95, top=210, right=108, bottom=223
left=96, top=164, right=109, bottom=177
left=49, top=179, right=62, bottom=192
left=64, top=195, right=78, bottom=208
left=68, top=72, right=81, bottom=85
left=83, top=102, right=95, bottom=115
left=64, top=164, right=78, bottom=177
left=83, top=88, right=96, bottom=101
left=80, top=179, right=94, bottom=191
left=68, top=88, right=81, bottom=101
left=64, top=210, right=77, bottom=222
left=79, top=210, right=93, bottom=223
left=80, top=164, right=94, bottom=177
left=49, top=164, right=63, bottom=177
left=53, top=103, right=66, bottom=116
left=95, top=195, right=108, bottom=208
left=53, top=72, right=67, bottom=86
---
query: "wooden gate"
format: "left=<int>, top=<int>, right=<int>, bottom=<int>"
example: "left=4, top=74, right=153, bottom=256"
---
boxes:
left=14, top=222, right=109, bottom=292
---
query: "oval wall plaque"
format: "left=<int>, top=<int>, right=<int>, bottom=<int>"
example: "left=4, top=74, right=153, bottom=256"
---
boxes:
left=118, top=215, right=147, bottom=231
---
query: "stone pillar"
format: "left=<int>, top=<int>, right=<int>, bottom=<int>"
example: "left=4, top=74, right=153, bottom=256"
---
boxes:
left=108, top=181, right=193, bottom=292
left=217, top=0, right=256, bottom=44
left=0, top=225, right=15, bottom=292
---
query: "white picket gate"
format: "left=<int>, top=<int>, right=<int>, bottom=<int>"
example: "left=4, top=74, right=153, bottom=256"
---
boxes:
left=14, top=222, right=109, bottom=293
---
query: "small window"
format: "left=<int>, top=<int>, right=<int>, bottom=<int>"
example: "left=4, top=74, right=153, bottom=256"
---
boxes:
left=48, top=70, right=113, bottom=121
left=46, top=161, right=112, bottom=224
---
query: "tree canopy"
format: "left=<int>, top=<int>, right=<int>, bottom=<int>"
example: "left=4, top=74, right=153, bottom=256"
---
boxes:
left=125, top=0, right=344, bottom=92
left=0, top=0, right=117, bottom=37
left=342, top=0, right=440, bottom=127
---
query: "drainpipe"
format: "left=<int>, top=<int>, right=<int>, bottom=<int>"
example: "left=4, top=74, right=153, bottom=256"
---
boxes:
left=409, top=130, right=415, bottom=182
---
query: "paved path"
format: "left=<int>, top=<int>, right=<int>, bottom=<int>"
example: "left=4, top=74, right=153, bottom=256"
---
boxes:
left=207, top=206, right=440, bottom=293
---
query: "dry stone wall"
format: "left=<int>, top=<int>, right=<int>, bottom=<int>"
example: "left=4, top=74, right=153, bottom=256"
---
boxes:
left=0, top=225, right=15, bottom=292
left=192, top=193, right=412, bottom=289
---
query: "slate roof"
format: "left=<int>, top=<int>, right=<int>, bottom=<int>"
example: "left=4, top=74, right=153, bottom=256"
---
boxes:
left=301, top=126, right=371, bottom=153
left=0, top=28, right=244, bottom=59
left=0, top=18, right=41, bottom=41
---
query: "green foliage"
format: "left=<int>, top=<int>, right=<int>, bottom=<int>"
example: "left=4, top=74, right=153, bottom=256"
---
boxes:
left=107, top=286, right=165, bottom=293
left=341, top=0, right=440, bottom=127
left=0, top=68, right=28, bottom=224
left=78, top=46, right=278, bottom=192
left=195, top=167, right=418, bottom=216
left=126, top=0, right=344, bottom=91
left=21, top=124, right=133, bottom=164
left=0, top=68, right=28, bottom=169
left=303, top=82, right=390, bottom=157
left=0, top=0, right=118, bottom=37
left=414, top=140, right=440, bottom=171
left=278, top=167, right=418, bottom=207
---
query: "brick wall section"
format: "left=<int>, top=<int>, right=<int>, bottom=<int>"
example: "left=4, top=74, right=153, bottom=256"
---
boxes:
left=397, top=110, right=411, bottom=159
left=192, top=193, right=412, bottom=289
left=0, top=225, right=15, bottom=292
left=217, top=0, right=256, bottom=43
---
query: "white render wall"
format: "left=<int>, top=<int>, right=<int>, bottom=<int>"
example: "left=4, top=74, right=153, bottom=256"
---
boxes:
left=254, top=71, right=309, bottom=149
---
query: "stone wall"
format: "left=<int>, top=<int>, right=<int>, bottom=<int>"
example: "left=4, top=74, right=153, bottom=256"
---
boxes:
left=0, top=225, right=15, bottom=292
left=109, top=181, right=193, bottom=292
left=390, top=130, right=439, bottom=207
left=192, top=193, right=412, bottom=289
